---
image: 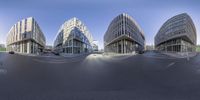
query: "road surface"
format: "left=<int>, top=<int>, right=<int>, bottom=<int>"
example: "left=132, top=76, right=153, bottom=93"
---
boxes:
left=0, top=52, right=200, bottom=100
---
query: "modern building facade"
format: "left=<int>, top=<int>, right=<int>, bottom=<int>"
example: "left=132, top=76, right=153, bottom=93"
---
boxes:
left=6, top=17, right=46, bottom=54
left=104, top=13, right=145, bottom=54
left=92, top=40, right=99, bottom=51
left=0, top=44, right=6, bottom=51
left=146, top=45, right=155, bottom=51
left=54, top=17, right=93, bottom=54
left=0, top=44, right=5, bottom=48
left=154, top=13, right=197, bottom=53
left=43, top=45, right=53, bottom=53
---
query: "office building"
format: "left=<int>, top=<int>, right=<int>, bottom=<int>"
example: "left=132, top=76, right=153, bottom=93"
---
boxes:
left=6, top=17, right=46, bottom=54
left=54, top=17, right=93, bottom=54
left=155, top=13, right=196, bottom=53
left=104, top=13, right=145, bottom=54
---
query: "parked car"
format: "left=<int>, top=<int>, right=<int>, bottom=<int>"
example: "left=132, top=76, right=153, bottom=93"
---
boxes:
left=8, top=51, right=15, bottom=54
left=52, top=51, right=59, bottom=56
left=138, top=50, right=144, bottom=54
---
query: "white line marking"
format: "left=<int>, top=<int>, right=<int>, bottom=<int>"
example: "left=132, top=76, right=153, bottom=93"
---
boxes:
left=144, top=55, right=177, bottom=59
left=0, top=69, right=7, bottom=74
left=33, top=58, right=82, bottom=64
left=166, top=62, right=175, bottom=68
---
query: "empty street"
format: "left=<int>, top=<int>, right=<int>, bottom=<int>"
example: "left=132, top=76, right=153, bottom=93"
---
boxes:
left=0, top=52, right=200, bottom=100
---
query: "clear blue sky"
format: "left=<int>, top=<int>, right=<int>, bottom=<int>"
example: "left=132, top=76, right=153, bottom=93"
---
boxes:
left=0, top=0, right=200, bottom=49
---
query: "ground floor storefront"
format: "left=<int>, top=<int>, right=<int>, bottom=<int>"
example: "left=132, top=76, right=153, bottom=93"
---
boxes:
left=105, top=39, right=144, bottom=54
left=7, top=40, right=44, bottom=55
left=156, top=38, right=196, bottom=53
left=54, top=39, right=92, bottom=54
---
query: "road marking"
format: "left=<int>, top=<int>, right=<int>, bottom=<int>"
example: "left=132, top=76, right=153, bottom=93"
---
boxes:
left=33, top=58, right=83, bottom=64
left=166, top=62, right=175, bottom=68
left=0, top=69, right=7, bottom=74
left=33, top=59, right=66, bottom=63
left=100, top=55, right=134, bottom=62
left=144, top=55, right=177, bottom=59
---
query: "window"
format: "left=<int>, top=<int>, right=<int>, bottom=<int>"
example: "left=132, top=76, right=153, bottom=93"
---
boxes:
left=23, top=34, right=26, bottom=38
left=24, top=42, right=27, bottom=53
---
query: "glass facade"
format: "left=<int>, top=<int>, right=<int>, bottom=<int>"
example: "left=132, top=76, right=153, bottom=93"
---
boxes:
left=6, top=17, right=46, bottom=55
left=54, top=18, right=93, bottom=54
left=104, top=13, right=145, bottom=54
left=156, top=38, right=195, bottom=52
left=155, top=13, right=196, bottom=53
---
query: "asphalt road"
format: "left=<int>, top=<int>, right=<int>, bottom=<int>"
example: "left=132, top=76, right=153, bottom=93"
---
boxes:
left=0, top=52, right=200, bottom=100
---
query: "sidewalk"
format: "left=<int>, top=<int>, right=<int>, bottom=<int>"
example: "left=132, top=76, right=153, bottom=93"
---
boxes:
left=162, top=52, right=197, bottom=58
left=102, top=52, right=136, bottom=59
left=60, top=53, right=91, bottom=58
left=15, top=52, right=39, bottom=57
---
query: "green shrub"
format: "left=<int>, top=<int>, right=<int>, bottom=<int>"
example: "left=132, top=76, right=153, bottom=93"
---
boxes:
left=0, top=48, right=6, bottom=51
left=196, top=46, right=200, bottom=52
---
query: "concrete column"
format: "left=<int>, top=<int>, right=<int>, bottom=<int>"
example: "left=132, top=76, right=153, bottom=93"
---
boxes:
left=121, top=40, right=123, bottom=54
left=22, top=42, right=24, bottom=53
left=19, top=42, right=22, bottom=52
left=72, top=39, right=73, bottom=54
left=124, top=39, right=126, bottom=53
left=122, top=40, right=124, bottom=53
left=117, top=42, right=118, bottom=53
left=27, top=41, right=30, bottom=54
left=33, top=42, right=35, bottom=54
left=36, top=44, right=38, bottom=54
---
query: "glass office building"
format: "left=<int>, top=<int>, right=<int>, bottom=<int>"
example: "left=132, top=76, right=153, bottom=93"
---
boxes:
left=155, top=13, right=197, bottom=53
left=54, top=17, right=93, bottom=54
left=6, top=17, right=46, bottom=55
left=104, top=13, right=145, bottom=54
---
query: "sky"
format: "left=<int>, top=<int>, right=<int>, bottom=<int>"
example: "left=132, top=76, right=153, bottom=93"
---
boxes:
left=0, top=0, right=200, bottom=49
